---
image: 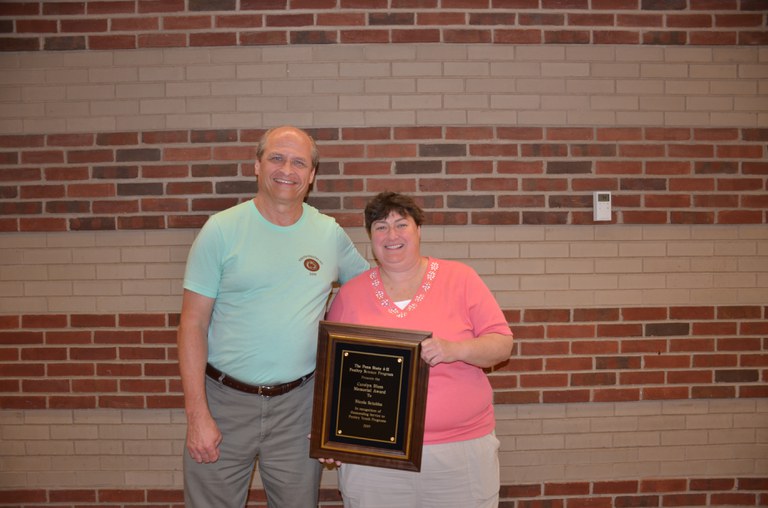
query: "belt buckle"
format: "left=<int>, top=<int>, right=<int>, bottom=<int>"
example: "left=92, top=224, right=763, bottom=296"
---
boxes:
left=258, top=385, right=264, bottom=396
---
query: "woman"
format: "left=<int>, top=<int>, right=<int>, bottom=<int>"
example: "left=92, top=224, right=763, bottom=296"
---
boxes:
left=325, top=191, right=514, bottom=508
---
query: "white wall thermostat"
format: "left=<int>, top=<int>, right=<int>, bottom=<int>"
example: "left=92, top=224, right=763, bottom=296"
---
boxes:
left=593, top=191, right=611, bottom=221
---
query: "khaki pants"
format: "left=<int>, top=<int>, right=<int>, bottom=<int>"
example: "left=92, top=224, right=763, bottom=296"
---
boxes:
left=183, top=375, right=322, bottom=508
left=338, top=432, right=500, bottom=508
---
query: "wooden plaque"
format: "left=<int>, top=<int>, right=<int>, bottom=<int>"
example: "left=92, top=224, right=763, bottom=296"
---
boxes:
left=310, top=321, right=431, bottom=472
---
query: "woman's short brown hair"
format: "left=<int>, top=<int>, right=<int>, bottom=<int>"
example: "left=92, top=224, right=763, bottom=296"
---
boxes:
left=364, top=192, right=425, bottom=233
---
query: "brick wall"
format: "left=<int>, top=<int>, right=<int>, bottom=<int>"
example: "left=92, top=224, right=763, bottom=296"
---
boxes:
left=2, top=303, right=766, bottom=410
left=1, top=1, right=767, bottom=50
left=1, top=126, right=767, bottom=232
left=1, top=2, right=766, bottom=507
left=1, top=400, right=766, bottom=507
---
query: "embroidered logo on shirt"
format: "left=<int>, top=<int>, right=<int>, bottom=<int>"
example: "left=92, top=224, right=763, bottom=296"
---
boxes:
left=301, top=256, right=321, bottom=273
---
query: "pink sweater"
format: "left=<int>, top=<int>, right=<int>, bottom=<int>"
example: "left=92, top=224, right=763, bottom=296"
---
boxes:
left=327, top=258, right=512, bottom=445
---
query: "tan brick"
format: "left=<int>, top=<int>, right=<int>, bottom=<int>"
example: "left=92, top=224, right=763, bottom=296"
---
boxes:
left=546, top=258, right=594, bottom=274
left=444, top=62, right=489, bottom=77
left=568, top=79, right=615, bottom=94
left=483, top=275, right=520, bottom=291
left=571, top=242, right=619, bottom=258
left=594, top=289, right=642, bottom=306
left=521, top=274, right=569, bottom=290
left=544, top=95, right=589, bottom=110
left=417, top=110, right=468, bottom=125
left=340, top=94, right=389, bottom=110
left=740, top=64, right=768, bottom=78
left=421, top=243, right=469, bottom=260
left=392, top=62, right=442, bottom=77
left=313, top=45, right=365, bottom=62
left=517, top=78, right=565, bottom=93
left=128, top=470, right=176, bottom=486
left=440, top=225, right=491, bottom=242
left=98, top=425, right=148, bottom=440
left=392, top=94, right=442, bottom=110
left=617, top=78, right=663, bottom=94
left=25, top=471, right=78, bottom=487
left=461, top=255, right=492, bottom=276
left=367, top=78, right=414, bottom=93
left=124, top=440, right=173, bottom=456
left=166, top=113, right=213, bottom=129
left=366, top=45, right=416, bottom=61
left=3, top=425, right=51, bottom=440
left=620, top=242, right=671, bottom=258
left=187, top=97, right=237, bottom=114
left=26, top=441, right=74, bottom=455
left=568, top=110, right=616, bottom=125
left=145, top=263, right=185, bottom=280
left=645, top=258, right=699, bottom=275
left=51, top=425, right=98, bottom=440
left=74, top=440, right=124, bottom=455
left=67, top=84, right=118, bottom=101
left=566, top=46, right=614, bottom=61
left=469, top=242, right=519, bottom=259
left=490, top=62, right=539, bottom=77
left=316, top=109, right=367, bottom=127
left=287, top=62, right=339, bottom=78
left=516, top=46, right=566, bottom=62
left=613, top=431, right=661, bottom=448
left=596, top=258, right=642, bottom=273
left=521, top=242, right=569, bottom=258
left=572, top=274, right=618, bottom=290
left=96, top=295, right=146, bottom=312
left=1, top=456, right=51, bottom=471
left=640, top=95, right=686, bottom=112
left=517, top=110, right=566, bottom=125
left=496, top=259, right=545, bottom=275
left=667, top=273, right=713, bottom=288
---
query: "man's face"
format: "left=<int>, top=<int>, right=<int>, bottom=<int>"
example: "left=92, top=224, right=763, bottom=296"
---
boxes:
left=254, top=127, right=316, bottom=205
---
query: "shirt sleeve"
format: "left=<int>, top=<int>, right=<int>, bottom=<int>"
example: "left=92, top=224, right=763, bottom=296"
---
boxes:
left=464, top=265, right=513, bottom=338
left=182, top=218, right=223, bottom=299
left=335, top=225, right=369, bottom=284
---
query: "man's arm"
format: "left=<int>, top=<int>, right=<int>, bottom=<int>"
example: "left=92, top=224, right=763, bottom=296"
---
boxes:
left=177, top=289, right=222, bottom=463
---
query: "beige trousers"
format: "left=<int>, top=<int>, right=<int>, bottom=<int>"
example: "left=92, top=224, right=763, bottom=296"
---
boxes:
left=338, top=432, right=500, bottom=508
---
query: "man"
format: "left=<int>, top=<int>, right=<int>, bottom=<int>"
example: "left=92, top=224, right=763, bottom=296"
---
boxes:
left=177, top=125, right=369, bottom=508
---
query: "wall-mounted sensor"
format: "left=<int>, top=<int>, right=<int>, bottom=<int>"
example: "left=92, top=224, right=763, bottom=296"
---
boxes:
left=593, top=191, right=611, bottom=221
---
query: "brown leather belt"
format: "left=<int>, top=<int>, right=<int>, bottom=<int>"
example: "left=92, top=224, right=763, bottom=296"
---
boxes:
left=205, top=363, right=313, bottom=397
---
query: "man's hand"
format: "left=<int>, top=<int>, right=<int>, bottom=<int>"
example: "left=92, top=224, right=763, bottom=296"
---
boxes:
left=186, top=412, right=223, bottom=463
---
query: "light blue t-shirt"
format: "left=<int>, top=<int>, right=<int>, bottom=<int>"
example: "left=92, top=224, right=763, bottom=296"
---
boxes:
left=183, top=200, right=369, bottom=385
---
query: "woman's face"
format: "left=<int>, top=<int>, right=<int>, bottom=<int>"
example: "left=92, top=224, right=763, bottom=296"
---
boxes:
left=370, top=211, right=421, bottom=269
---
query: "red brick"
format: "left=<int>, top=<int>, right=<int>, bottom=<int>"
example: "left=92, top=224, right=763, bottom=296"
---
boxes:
left=642, top=386, right=689, bottom=400
left=190, top=31, right=237, bottom=46
left=340, top=127, right=390, bottom=141
left=104, top=31, right=159, bottom=49
left=138, top=32, right=186, bottom=47
left=87, top=0, right=136, bottom=14
left=120, top=379, right=166, bottom=392
left=594, top=30, right=640, bottom=44
left=594, top=388, right=641, bottom=402
left=47, top=363, right=95, bottom=376
left=542, top=389, right=591, bottom=403
left=317, top=13, right=365, bottom=26
left=340, top=29, right=390, bottom=43
left=0, top=395, right=47, bottom=409
left=138, top=0, right=184, bottom=13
